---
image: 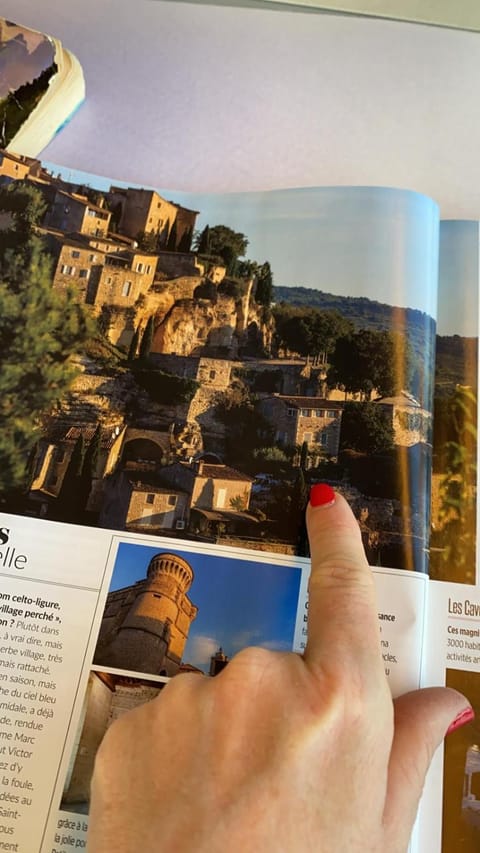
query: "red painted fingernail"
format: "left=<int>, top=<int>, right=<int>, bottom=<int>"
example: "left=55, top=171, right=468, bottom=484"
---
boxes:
left=309, top=483, right=336, bottom=508
left=446, top=706, right=475, bottom=735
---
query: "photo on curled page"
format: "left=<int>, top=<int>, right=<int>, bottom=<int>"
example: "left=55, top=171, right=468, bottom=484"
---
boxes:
left=60, top=671, right=167, bottom=816
left=0, top=18, right=84, bottom=156
left=442, top=669, right=480, bottom=852
left=0, top=146, right=476, bottom=577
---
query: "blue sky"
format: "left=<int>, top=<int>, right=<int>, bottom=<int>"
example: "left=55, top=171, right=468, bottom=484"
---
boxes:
left=109, top=542, right=302, bottom=673
left=45, top=162, right=440, bottom=321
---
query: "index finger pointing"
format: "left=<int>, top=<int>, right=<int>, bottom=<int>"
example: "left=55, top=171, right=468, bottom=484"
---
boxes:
left=304, top=485, right=383, bottom=676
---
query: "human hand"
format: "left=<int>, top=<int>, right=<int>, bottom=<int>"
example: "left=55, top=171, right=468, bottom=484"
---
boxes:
left=88, top=486, right=472, bottom=853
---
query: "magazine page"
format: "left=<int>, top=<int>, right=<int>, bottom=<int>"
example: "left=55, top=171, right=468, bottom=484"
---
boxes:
left=0, top=152, right=439, bottom=572
left=0, top=151, right=438, bottom=849
left=0, top=515, right=428, bottom=852
left=415, top=220, right=479, bottom=853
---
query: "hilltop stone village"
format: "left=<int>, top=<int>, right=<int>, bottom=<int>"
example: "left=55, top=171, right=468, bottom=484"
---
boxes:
left=1, top=149, right=433, bottom=564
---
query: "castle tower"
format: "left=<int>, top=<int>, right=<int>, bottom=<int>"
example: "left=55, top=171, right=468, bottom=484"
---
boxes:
left=94, top=552, right=198, bottom=676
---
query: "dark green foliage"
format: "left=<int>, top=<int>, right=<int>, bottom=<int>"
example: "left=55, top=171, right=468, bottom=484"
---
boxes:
left=194, top=280, right=218, bottom=301
left=82, top=424, right=101, bottom=482
left=0, top=235, right=92, bottom=497
left=273, top=304, right=353, bottom=359
left=328, top=329, right=412, bottom=399
left=139, top=316, right=155, bottom=360
left=127, top=327, right=140, bottom=361
left=0, top=181, right=48, bottom=242
left=254, top=262, right=274, bottom=307
left=133, top=369, right=199, bottom=405
left=196, top=225, right=210, bottom=255
left=136, top=230, right=158, bottom=253
left=291, top=467, right=309, bottom=556
left=274, top=286, right=434, bottom=406
left=217, top=277, right=247, bottom=300
left=178, top=227, right=193, bottom=253
left=0, top=63, right=57, bottom=147
left=217, top=400, right=274, bottom=471
left=299, top=440, right=309, bottom=469
left=166, top=220, right=178, bottom=251
left=430, top=386, right=477, bottom=583
left=339, top=402, right=394, bottom=455
left=56, top=435, right=85, bottom=521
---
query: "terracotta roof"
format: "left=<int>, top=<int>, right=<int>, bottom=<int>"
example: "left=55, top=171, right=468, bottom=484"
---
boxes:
left=198, top=464, right=254, bottom=482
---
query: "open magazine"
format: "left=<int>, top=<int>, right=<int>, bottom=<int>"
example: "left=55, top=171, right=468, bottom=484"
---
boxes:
left=0, top=143, right=480, bottom=853
left=0, top=141, right=478, bottom=851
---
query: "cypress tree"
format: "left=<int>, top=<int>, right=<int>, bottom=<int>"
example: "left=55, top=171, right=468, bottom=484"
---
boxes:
left=56, top=434, right=85, bottom=521
left=127, top=326, right=140, bottom=361
left=166, top=219, right=178, bottom=251
left=197, top=225, right=210, bottom=255
left=139, top=316, right=155, bottom=361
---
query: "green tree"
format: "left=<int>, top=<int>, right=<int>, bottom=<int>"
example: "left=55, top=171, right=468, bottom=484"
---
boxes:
left=254, top=262, right=274, bottom=308
left=0, top=236, right=92, bottom=498
left=0, top=181, right=47, bottom=243
left=339, top=402, right=394, bottom=455
left=78, top=424, right=102, bottom=511
left=273, top=305, right=352, bottom=360
left=328, top=329, right=412, bottom=399
left=291, top=467, right=309, bottom=556
left=431, top=386, right=477, bottom=583
left=196, top=225, right=210, bottom=254
left=166, top=220, right=178, bottom=251
left=136, top=230, right=158, bottom=253
left=139, top=316, right=155, bottom=360
left=127, top=326, right=140, bottom=361
left=205, top=225, right=248, bottom=275
left=56, top=434, right=85, bottom=521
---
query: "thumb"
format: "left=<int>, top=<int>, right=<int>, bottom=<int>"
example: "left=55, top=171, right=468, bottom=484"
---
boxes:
left=383, top=687, right=473, bottom=845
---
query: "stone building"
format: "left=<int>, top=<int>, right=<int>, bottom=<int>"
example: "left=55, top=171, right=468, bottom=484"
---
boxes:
left=106, top=186, right=198, bottom=251
left=44, top=189, right=111, bottom=237
left=372, top=391, right=431, bottom=446
left=100, top=463, right=189, bottom=534
left=0, top=149, right=40, bottom=181
left=94, top=551, right=198, bottom=676
left=257, top=395, right=344, bottom=458
left=61, top=672, right=165, bottom=812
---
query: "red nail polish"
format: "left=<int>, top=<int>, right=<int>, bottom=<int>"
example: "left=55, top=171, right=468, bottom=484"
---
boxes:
left=446, top=706, right=475, bottom=735
left=309, top=483, right=336, bottom=508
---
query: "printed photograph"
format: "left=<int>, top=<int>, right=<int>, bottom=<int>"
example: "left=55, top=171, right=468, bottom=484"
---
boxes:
left=61, top=670, right=166, bottom=815
left=93, top=540, right=302, bottom=676
left=0, top=149, right=439, bottom=570
left=442, top=669, right=480, bottom=851
left=430, top=222, right=479, bottom=584
left=0, top=20, right=56, bottom=148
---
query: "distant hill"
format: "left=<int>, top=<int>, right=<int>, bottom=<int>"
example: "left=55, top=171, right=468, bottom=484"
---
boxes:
left=273, top=285, right=435, bottom=387
left=273, top=286, right=478, bottom=401
left=434, top=335, right=478, bottom=396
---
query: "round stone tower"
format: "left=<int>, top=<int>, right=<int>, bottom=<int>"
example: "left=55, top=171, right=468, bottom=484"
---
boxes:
left=96, top=552, right=198, bottom=676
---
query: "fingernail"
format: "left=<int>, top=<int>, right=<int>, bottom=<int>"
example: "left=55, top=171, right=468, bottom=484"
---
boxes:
left=446, top=706, right=475, bottom=735
left=309, top=483, right=336, bottom=508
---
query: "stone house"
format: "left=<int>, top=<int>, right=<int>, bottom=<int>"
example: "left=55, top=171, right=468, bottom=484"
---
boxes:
left=100, top=463, right=190, bottom=534
left=29, top=422, right=125, bottom=513
left=0, top=150, right=39, bottom=180
left=44, top=189, right=111, bottom=237
left=372, top=391, right=431, bottom=446
left=106, top=186, right=198, bottom=251
left=257, top=395, right=344, bottom=458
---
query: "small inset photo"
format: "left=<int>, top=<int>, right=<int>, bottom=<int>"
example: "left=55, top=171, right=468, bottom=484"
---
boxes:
left=442, top=669, right=480, bottom=851
left=61, top=670, right=166, bottom=815
left=93, top=540, right=302, bottom=677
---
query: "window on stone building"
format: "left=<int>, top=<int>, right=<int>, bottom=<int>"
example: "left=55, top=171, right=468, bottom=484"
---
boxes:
left=216, top=488, right=227, bottom=509
left=79, top=269, right=89, bottom=279
left=320, top=432, right=328, bottom=446
left=301, top=409, right=311, bottom=417
left=71, top=250, right=80, bottom=258
left=89, top=254, right=97, bottom=262
left=209, top=370, right=216, bottom=380
left=136, top=262, right=144, bottom=273
left=87, top=208, right=96, bottom=217
left=287, top=409, right=296, bottom=417
left=315, top=409, right=325, bottom=417
left=145, top=494, right=155, bottom=504
left=327, top=410, right=336, bottom=418
left=168, top=495, right=177, bottom=506
left=61, top=265, right=76, bottom=275
left=146, top=265, right=152, bottom=274
left=122, top=281, right=132, bottom=297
